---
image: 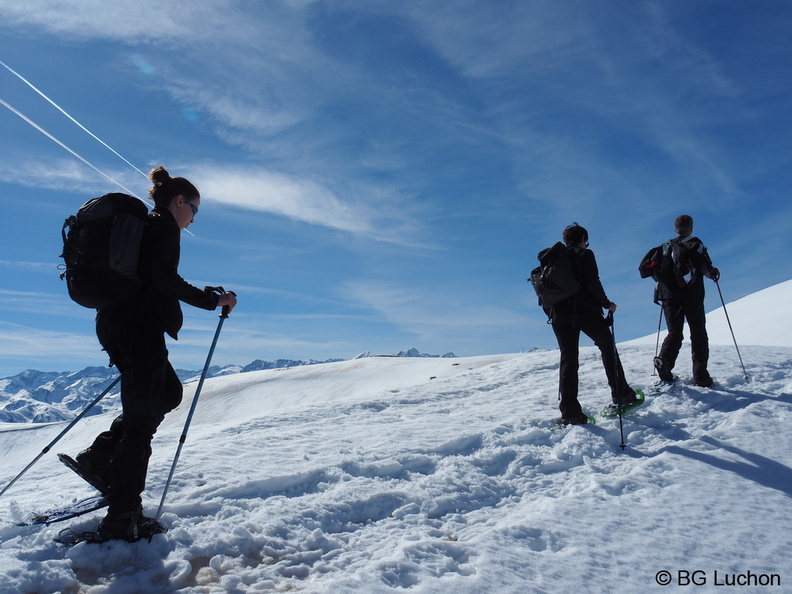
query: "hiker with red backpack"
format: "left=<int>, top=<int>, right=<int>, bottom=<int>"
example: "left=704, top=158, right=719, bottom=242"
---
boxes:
left=641, top=215, right=719, bottom=387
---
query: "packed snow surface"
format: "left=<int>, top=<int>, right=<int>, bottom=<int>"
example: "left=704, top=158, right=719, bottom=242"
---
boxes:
left=1, top=342, right=791, bottom=592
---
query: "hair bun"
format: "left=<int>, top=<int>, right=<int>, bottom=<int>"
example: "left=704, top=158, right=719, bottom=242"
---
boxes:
left=149, top=166, right=171, bottom=185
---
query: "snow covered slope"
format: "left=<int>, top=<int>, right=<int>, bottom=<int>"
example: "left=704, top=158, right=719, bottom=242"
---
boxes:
left=628, top=278, right=792, bottom=347
left=1, top=344, right=790, bottom=592
left=0, top=351, right=454, bottom=425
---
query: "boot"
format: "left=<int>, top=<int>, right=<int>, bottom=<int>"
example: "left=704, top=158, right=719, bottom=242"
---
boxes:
left=555, top=413, right=589, bottom=426
left=653, top=357, right=674, bottom=382
left=98, top=507, right=167, bottom=542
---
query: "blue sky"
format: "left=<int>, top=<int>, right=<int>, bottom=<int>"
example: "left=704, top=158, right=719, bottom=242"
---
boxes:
left=1, top=1, right=791, bottom=377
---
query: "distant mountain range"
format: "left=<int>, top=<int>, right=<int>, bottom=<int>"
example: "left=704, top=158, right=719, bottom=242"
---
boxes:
left=0, top=349, right=455, bottom=424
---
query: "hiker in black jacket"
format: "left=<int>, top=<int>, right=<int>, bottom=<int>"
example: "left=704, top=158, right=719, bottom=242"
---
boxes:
left=653, top=215, right=719, bottom=387
left=548, top=223, right=637, bottom=425
left=71, top=166, right=237, bottom=541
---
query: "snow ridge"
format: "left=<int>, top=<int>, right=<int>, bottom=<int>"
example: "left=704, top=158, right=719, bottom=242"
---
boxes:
left=0, top=349, right=455, bottom=424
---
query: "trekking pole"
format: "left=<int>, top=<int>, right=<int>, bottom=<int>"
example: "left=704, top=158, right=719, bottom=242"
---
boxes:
left=156, top=293, right=233, bottom=519
left=653, top=306, right=663, bottom=375
left=715, top=280, right=748, bottom=380
left=0, top=375, right=120, bottom=499
left=607, top=311, right=627, bottom=450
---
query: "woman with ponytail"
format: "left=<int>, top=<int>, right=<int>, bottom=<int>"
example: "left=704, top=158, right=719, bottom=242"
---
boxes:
left=71, top=166, right=237, bottom=541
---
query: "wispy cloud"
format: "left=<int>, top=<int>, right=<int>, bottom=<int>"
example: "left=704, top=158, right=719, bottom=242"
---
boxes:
left=0, top=157, right=146, bottom=196
left=399, top=1, right=747, bottom=207
left=341, top=280, right=530, bottom=349
left=0, top=320, right=100, bottom=372
left=193, top=164, right=423, bottom=244
left=0, top=289, right=90, bottom=319
left=402, top=0, right=588, bottom=80
left=196, top=166, right=380, bottom=236
left=0, top=262, right=57, bottom=274
left=0, top=0, right=237, bottom=41
left=0, top=153, right=418, bottom=241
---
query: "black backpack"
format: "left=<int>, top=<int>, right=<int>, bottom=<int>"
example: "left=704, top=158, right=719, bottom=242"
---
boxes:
left=638, top=245, right=664, bottom=282
left=60, top=193, right=148, bottom=309
left=529, top=242, right=580, bottom=308
left=664, top=238, right=701, bottom=287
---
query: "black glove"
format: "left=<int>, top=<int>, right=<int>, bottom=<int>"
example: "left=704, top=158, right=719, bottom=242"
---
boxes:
left=711, top=268, right=720, bottom=282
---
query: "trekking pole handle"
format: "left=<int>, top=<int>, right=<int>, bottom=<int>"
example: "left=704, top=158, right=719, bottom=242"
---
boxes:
left=221, top=291, right=236, bottom=319
left=205, top=285, right=236, bottom=318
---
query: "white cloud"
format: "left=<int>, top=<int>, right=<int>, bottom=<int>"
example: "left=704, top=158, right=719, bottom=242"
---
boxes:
left=193, top=165, right=420, bottom=242
left=0, top=153, right=418, bottom=241
left=342, top=280, right=528, bottom=344
left=0, top=262, right=57, bottom=274
left=0, top=1, right=234, bottom=41
left=0, top=157, right=145, bottom=196
left=197, top=168, right=368, bottom=232
left=0, top=290, right=92, bottom=321
left=0, top=320, right=98, bottom=363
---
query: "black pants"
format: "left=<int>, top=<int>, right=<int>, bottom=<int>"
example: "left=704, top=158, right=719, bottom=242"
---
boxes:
left=89, top=308, right=182, bottom=514
left=552, top=308, right=632, bottom=419
left=658, top=296, right=710, bottom=383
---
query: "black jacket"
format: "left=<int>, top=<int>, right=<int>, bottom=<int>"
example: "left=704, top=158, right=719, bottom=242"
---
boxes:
left=548, top=246, right=611, bottom=324
left=570, top=247, right=611, bottom=311
left=139, top=207, right=219, bottom=339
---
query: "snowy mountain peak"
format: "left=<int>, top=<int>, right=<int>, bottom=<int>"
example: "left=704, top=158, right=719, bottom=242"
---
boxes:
left=395, top=348, right=457, bottom=358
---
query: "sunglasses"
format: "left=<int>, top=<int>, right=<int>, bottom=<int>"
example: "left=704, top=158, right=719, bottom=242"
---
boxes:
left=184, top=196, right=199, bottom=216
